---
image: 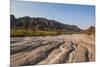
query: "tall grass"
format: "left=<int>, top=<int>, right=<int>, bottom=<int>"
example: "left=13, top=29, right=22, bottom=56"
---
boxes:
left=11, top=29, right=60, bottom=37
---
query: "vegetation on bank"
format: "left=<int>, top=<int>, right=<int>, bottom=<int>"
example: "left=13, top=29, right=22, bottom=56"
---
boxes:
left=11, top=29, right=80, bottom=37
left=11, top=29, right=59, bottom=37
left=11, top=28, right=95, bottom=37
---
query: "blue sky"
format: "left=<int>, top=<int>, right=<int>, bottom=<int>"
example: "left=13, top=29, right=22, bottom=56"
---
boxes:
left=11, top=0, right=95, bottom=29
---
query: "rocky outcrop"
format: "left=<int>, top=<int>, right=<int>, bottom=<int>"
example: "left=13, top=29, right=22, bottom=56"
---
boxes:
left=10, top=34, right=95, bottom=66
left=83, top=26, right=95, bottom=35
left=11, top=15, right=82, bottom=32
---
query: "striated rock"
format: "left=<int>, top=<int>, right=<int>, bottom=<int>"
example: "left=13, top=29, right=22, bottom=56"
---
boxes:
left=73, top=45, right=89, bottom=62
left=10, top=34, right=95, bottom=66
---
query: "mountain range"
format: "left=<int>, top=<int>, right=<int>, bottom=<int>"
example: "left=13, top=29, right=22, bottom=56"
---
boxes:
left=11, top=15, right=82, bottom=32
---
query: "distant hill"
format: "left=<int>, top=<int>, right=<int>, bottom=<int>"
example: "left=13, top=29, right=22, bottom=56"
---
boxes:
left=11, top=15, right=82, bottom=32
left=83, top=26, right=95, bottom=35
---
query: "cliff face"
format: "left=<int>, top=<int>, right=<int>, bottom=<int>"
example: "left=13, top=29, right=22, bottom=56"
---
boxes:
left=11, top=15, right=82, bottom=32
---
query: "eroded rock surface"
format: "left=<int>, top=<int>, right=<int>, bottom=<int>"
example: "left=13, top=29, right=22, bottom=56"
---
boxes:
left=10, top=34, right=95, bottom=66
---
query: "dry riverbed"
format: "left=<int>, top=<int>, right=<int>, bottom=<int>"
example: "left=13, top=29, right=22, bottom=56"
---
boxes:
left=10, top=34, right=95, bottom=66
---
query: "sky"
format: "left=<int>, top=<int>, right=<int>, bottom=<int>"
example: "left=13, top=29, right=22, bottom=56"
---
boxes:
left=11, top=0, right=95, bottom=29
